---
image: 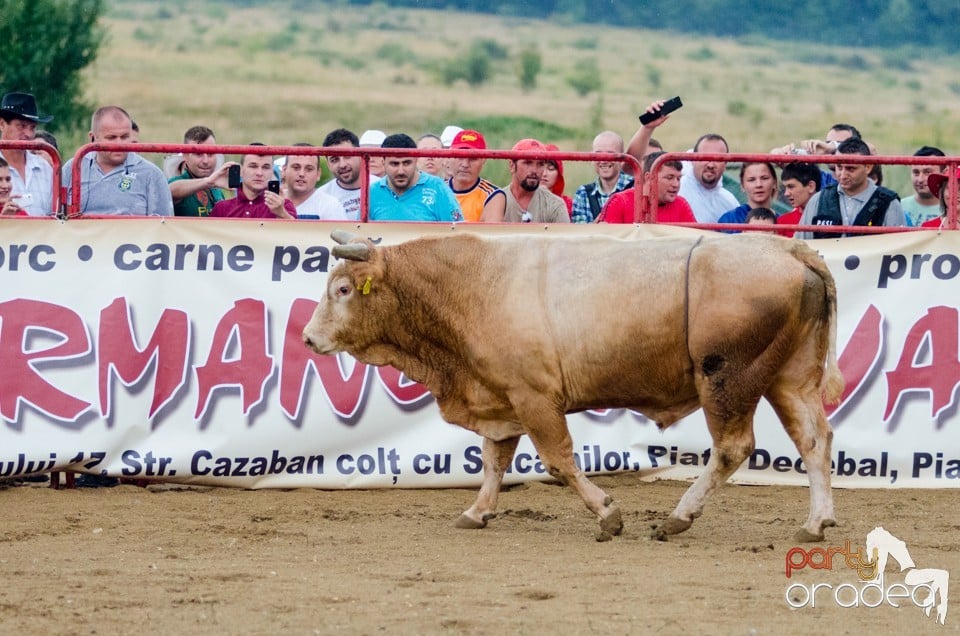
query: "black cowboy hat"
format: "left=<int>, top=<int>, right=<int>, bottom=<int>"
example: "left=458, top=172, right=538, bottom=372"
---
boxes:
left=0, top=92, right=53, bottom=123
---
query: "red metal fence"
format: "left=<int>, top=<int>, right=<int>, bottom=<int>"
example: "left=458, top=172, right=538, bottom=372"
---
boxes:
left=646, top=152, right=960, bottom=232
left=3, top=140, right=958, bottom=232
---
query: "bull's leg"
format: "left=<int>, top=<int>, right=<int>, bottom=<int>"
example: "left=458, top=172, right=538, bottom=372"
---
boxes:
left=455, top=436, right=520, bottom=529
left=766, top=386, right=836, bottom=542
left=654, top=410, right=756, bottom=540
left=524, top=417, right=623, bottom=538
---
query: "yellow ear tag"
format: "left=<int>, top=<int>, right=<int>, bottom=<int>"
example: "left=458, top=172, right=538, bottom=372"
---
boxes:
left=358, top=276, right=372, bottom=295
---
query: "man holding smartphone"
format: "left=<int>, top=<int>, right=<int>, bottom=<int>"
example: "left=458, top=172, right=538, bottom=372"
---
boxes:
left=167, top=126, right=235, bottom=217
left=211, top=143, right=297, bottom=219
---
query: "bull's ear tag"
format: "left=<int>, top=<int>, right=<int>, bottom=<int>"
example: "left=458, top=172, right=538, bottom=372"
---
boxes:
left=358, top=276, right=372, bottom=295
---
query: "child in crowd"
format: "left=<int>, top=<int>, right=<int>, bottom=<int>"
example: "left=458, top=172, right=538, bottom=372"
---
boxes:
left=0, top=157, right=28, bottom=216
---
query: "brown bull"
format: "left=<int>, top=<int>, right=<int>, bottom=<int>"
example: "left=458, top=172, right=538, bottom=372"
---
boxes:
left=303, top=229, right=844, bottom=541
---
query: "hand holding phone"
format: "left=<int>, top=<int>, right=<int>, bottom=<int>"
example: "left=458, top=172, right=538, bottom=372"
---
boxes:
left=639, top=96, right=683, bottom=125
left=267, top=180, right=281, bottom=195
left=227, top=164, right=242, bottom=189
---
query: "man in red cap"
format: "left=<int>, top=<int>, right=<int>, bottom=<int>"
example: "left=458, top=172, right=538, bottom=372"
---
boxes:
left=922, top=168, right=960, bottom=229
left=0, top=92, right=54, bottom=216
left=489, top=138, right=568, bottom=223
left=447, top=129, right=505, bottom=222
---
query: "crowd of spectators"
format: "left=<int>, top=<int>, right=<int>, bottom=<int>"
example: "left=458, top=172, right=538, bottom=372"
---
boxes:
left=0, top=91, right=956, bottom=232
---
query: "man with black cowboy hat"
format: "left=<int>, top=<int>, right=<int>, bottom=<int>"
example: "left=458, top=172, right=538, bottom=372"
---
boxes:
left=0, top=92, right=55, bottom=216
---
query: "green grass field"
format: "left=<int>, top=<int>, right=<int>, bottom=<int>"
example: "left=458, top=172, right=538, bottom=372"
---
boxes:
left=80, top=0, right=960, bottom=196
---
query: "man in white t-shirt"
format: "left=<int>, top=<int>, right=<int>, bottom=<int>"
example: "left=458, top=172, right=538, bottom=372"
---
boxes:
left=282, top=143, right=347, bottom=220
left=318, top=128, right=378, bottom=222
left=678, top=133, right=739, bottom=223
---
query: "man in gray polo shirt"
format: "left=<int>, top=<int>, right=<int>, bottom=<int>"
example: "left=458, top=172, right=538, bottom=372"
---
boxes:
left=62, top=105, right=173, bottom=216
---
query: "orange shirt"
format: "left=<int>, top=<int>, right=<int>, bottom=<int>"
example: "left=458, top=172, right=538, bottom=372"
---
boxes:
left=450, top=177, right=501, bottom=222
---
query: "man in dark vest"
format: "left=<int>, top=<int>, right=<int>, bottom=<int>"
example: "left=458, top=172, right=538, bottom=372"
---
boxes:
left=796, top=138, right=904, bottom=239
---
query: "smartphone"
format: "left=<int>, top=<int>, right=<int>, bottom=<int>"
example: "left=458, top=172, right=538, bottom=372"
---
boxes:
left=16, top=193, right=33, bottom=205
left=267, top=180, right=281, bottom=195
left=639, top=96, right=683, bottom=125
left=228, top=164, right=242, bottom=189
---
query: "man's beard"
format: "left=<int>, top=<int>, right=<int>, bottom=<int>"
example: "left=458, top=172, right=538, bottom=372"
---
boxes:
left=520, top=178, right=539, bottom=192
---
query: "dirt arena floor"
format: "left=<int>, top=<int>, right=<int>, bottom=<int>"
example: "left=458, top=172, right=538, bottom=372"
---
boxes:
left=1, top=474, right=956, bottom=635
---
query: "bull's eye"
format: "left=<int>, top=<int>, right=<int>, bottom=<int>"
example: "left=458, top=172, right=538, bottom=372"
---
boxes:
left=337, top=285, right=351, bottom=297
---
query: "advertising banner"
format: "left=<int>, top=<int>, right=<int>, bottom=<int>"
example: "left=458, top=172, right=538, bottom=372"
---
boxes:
left=1, top=219, right=957, bottom=489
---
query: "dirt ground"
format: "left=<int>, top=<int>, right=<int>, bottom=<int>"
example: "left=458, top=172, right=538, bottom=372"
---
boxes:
left=1, top=474, right=956, bottom=635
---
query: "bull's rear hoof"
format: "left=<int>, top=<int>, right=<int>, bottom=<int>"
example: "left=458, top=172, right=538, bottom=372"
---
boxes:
left=595, top=530, right=614, bottom=542
left=454, top=513, right=489, bottom=530
left=599, top=505, right=623, bottom=537
left=651, top=516, right=692, bottom=541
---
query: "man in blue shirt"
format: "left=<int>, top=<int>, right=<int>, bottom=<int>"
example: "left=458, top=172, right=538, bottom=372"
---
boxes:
left=369, top=133, right=462, bottom=222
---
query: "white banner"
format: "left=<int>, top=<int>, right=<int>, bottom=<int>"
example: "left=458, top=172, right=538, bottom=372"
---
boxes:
left=0, top=219, right=957, bottom=489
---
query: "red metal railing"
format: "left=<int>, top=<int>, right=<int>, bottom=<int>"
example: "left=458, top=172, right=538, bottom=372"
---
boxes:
left=68, top=142, right=642, bottom=221
left=67, top=143, right=342, bottom=217
left=646, top=152, right=960, bottom=232
left=0, top=140, right=62, bottom=215
left=65, top=142, right=959, bottom=232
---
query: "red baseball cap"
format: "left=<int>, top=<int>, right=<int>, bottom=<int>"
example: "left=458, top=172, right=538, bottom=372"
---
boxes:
left=452, top=129, right=486, bottom=150
left=512, top=138, right=546, bottom=153
left=928, top=168, right=959, bottom=199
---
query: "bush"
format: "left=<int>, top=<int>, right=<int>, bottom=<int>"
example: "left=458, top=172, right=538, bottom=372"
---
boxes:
left=686, top=46, right=715, bottom=61
left=572, top=36, right=599, bottom=50
left=517, top=47, right=542, bottom=92
left=0, top=0, right=106, bottom=132
left=566, top=58, right=601, bottom=97
left=645, top=64, right=662, bottom=89
left=377, top=42, right=416, bottom=67
left=439, top=39, right=494, bottom=87
left=474, top=38, right=509, bottom=61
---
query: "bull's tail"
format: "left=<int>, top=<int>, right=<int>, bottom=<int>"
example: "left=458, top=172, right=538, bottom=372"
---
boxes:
left=790, top=241, right=844, bottom=404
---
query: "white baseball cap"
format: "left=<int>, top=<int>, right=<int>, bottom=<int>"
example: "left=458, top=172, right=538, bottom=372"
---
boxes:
left=440, top=125, right=464, bottom=148
left=359, top=129, right=387, bottom=147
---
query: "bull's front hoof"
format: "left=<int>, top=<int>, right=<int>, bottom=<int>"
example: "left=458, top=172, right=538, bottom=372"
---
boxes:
left=599, top=504, right=623, bottom=537
left=454, top=512, right=490, bottom=529
left=794, top=527, right=824, bottom=543
left=795, top=519, right=834, bottom=543
left=651, top=516, right=692, bottom=541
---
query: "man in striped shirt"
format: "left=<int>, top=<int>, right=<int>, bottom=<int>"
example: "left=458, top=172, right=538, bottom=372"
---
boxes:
left=446, top=129, right=505, bottom=222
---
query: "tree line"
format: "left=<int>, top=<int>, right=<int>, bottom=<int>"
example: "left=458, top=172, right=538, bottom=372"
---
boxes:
left=349, top=0, right=960, bottom=53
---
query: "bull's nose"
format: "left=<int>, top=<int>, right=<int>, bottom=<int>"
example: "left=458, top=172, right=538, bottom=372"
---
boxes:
left=302, top=332, right=315, bottom=349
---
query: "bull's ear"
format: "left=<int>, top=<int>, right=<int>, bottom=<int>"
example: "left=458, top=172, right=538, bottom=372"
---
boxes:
left=333, top=243, right=371, bottom=262
left=331, top=229, right=359, bottom=245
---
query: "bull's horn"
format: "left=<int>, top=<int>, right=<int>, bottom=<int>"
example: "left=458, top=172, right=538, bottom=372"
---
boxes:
left=333, top=243, right=371, bottom=262
left=331, top=229, right=359, bottom=245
